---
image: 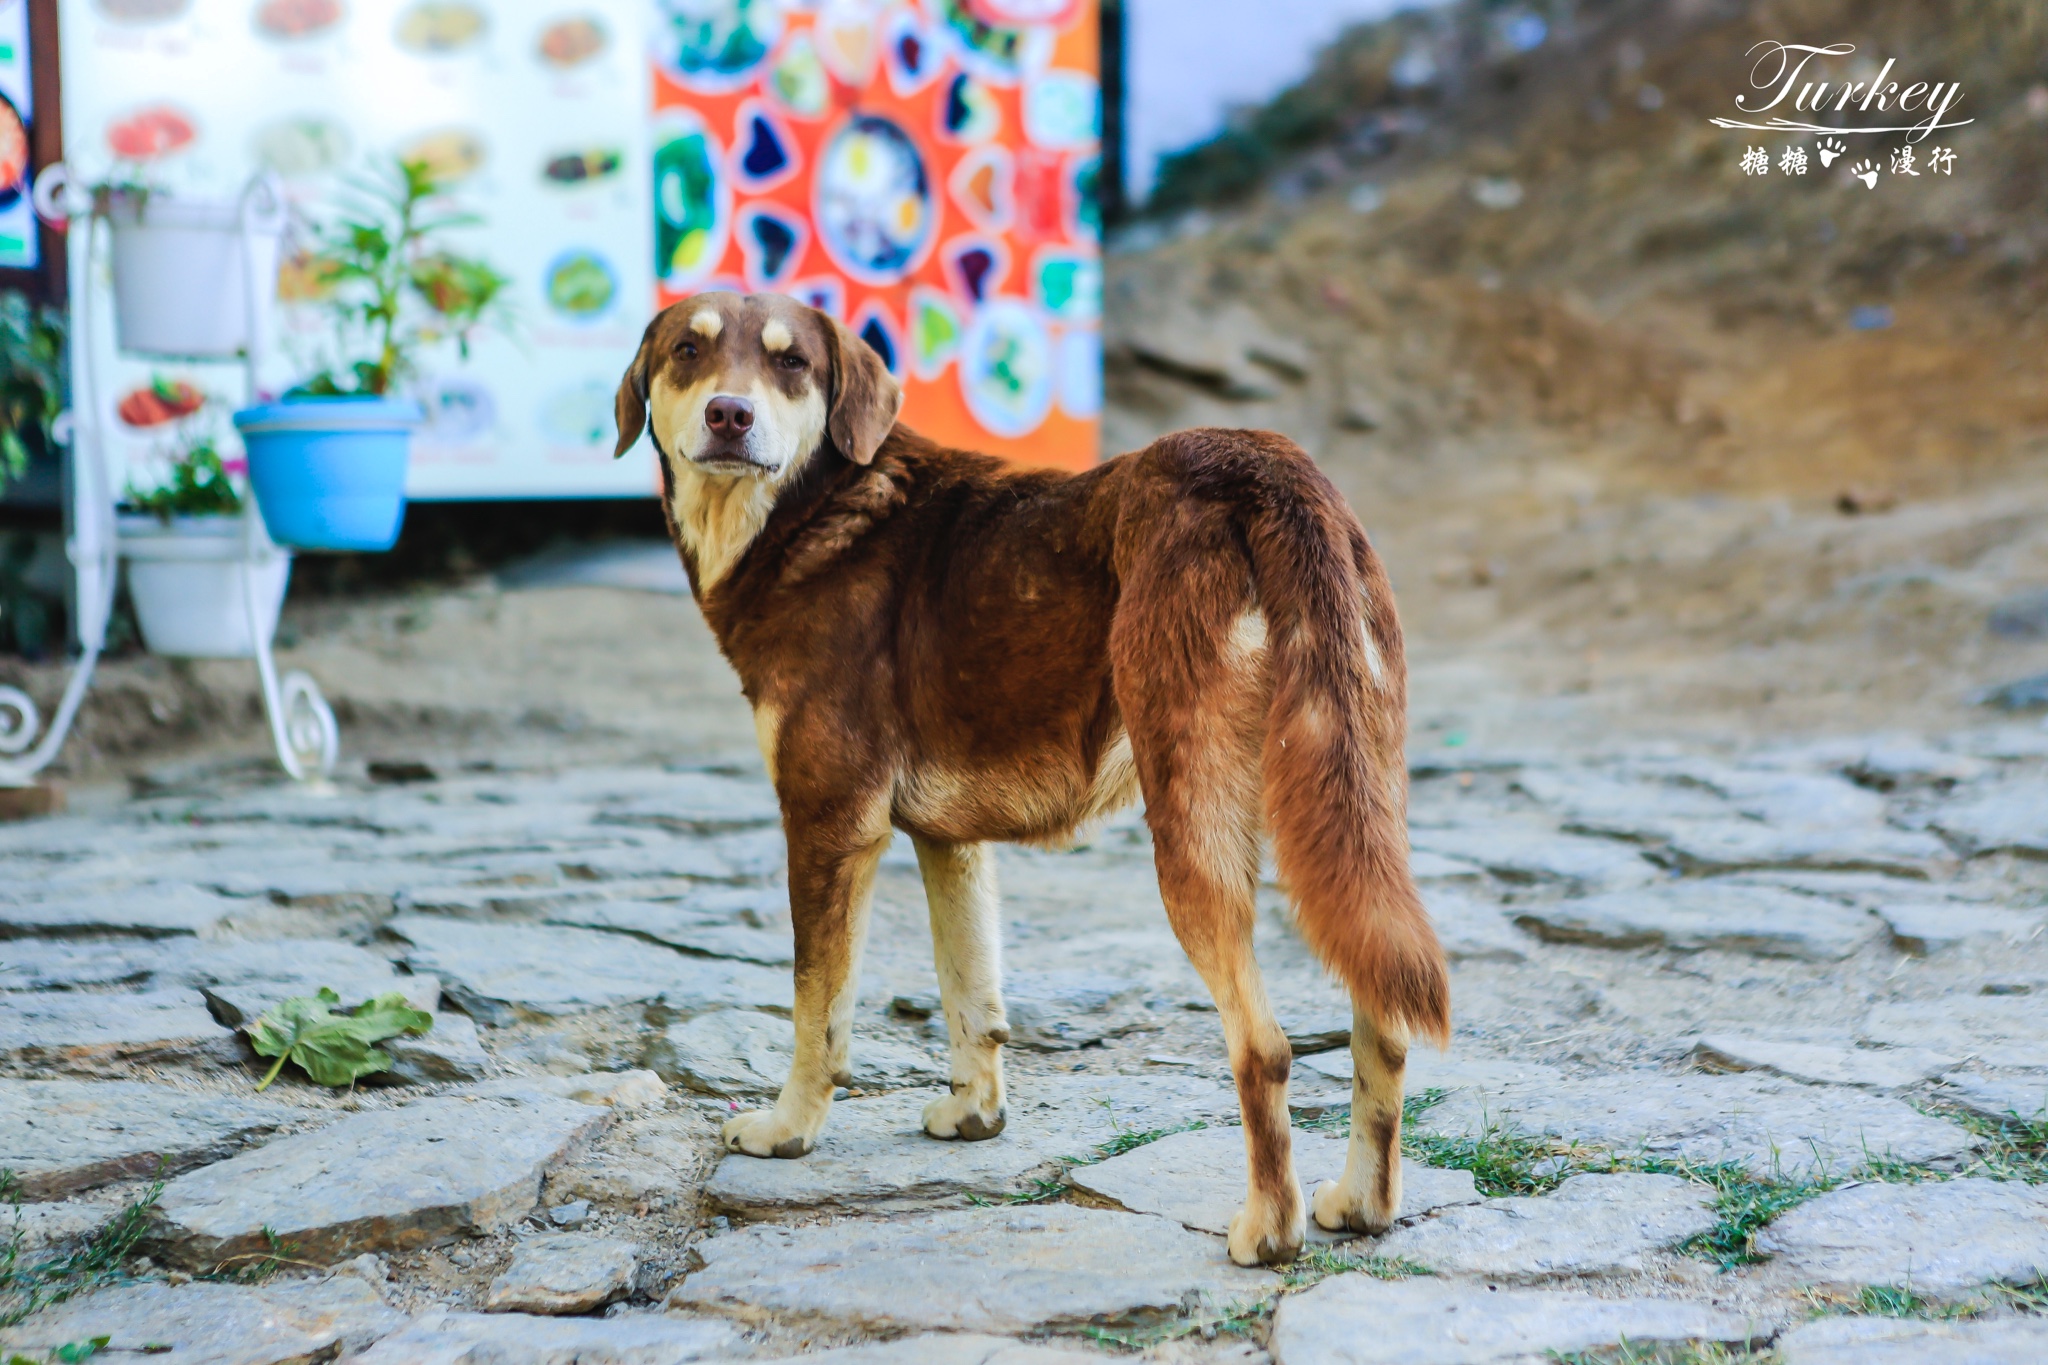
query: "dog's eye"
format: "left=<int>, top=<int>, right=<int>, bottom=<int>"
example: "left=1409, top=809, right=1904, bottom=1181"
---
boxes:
left=778, top=352, right=806, bottom=371
left=681, top=342, right=699, bottom=359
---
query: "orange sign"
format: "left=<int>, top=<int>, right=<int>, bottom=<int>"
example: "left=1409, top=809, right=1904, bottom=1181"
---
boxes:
left=651, top=0, right=1102, bottom=470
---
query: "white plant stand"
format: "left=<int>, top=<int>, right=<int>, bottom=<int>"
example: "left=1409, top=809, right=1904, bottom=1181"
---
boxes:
left=0, top=167, right=338, bottom=788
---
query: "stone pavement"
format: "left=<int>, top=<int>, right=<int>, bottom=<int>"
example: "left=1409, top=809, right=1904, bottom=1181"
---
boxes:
left=3, top=728, right=2046, bottom=1362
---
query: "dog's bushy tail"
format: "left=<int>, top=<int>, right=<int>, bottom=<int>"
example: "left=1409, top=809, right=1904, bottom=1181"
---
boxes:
left=1190, top=430, right=1450, bottom=1046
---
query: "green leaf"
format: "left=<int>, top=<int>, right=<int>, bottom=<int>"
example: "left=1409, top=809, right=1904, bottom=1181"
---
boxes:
left=53, top=1338, right=111, bottom=1362
left=246, top=989, right=432, bottom=1091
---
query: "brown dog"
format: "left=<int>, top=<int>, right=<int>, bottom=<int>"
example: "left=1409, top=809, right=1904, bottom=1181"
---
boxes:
left=613, top=291, right=1449, bottom=1266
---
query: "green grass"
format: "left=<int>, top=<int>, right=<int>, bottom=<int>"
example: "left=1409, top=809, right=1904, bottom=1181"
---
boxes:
left=1281, top=1244, right=1431, bottom=1290
left=1090, top=1121, right=1205, bottom=1161
left=1939, top=1108, right=2048, bottom=1184
left=1076, top=1298, right=1272, bottom=1351
left=1628, top=1158, right=1839, bottom=1271
left=1548, top=1342, right=1775, bottom=1365
left=1, top=1169, right=163, bottom=1329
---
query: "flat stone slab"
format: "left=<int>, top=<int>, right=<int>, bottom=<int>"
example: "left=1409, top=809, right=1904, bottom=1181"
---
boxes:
left=1269, top=1275, right=1765, bottom=1365
left=1778, top=1314, right=2048, bottom=1365
left=0, top=1276, right=405, bottom=1365
left=1928, top=781, right=2048, bottom=857
left=353, top=1308, right=744, bottom=1363
left=485, top=1232, right=637, bottom=1314
left=387, top=915, right=792, bottom=1025
left=550, top=897, right=794, bottom=965
left=1755, top=1177, right=2048, bottom=1294
left=546, top=1112, right=704, bottom=1208
left=755, top=1337, right=1115, bottom=1365
left=380, top=1010, right=492, bottom=1084
left=1863, top=998, right=2048, bottom=1069
left=1068, top=1125, right=1478, bottom=1237
left=1409, top=823, right=1660, bottom=890
left=1374, top=1172, right=1715, bottom=1279
left=596, top=772, right=782, bottom=834
left=7, top=1198, right=114, bottom=1254
left=1691, top=1035, right=1957, bottom=1089
left=1296, top=1051, right=1564, bottom=1099
left=673, top=1204, right=1278, bottom=1333
left=176, top=939, right=442, bottom=1026
left=705, top=1074, right=1237, bottom=1213
left=1655, top=818, right=1951, bottom=875
left=150, top=1092, right=610, bottom=1267
left=0, top=883, right=245, bottom=938
left=0, top=988, right=239, bottom=1069
left=1414, top=1072, right=1975, bottom=1177
left=0, top=1078, right=293, bottom=1199
left=1423, top=890, right=1530, bottom=962
left=1513, top=883, right=1879, bottom=960
left=1004, top=970, right=1148, bottom=1050
left=645, top=1009, right=943, bottom=1095
left=1935, top=1072, right=2048, bottom=1123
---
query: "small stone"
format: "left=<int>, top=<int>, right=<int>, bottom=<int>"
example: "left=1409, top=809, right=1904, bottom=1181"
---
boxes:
left=704, top=1074, right=1236, bottom=1214
left=387, top=916, right=793, bottom=1025
left=149, top=1092, right=610, bottom=1267
left=1777, top=1314, right=2048, bottom=1365
left=1873, top=900, right=2042, bottom=954
left=1067, top=1125, right=1479, bottom=1236
left=352, top=1308, right=744, bottom=1363
left=1514, top=883, right=1879, bottom=960
left=335, top=1251, right=387, bottom=1284
left=1373, top=1173, right=1715, bottom=1279
left=1929, top=781, right=2048, bottom=857
left=1757, top=1178, right=2048, bottom=1294
left=485, top=1232, right=634, bottom=1313
left=380, top=1011, right=492, bottom=1084
left=672, top=1205, right=1277, bottom=1333
left=1934, top=1072, right=2048, bottom=1124
left=548, top=1199, right=591, bottom=1228
left=0, top=1078, right=291, bottom=1199
left=0, top=988, right=240, bottom=1070
left=646, top=1010, right=943, bottom=1095
left=1414, top=1072, right=1973, bottom=1177
left=1863, top=997, right=2048, bottom=1069
left=0, top=1276, right=406, bottom=1364
left=1269, top=1276, right=1763, bottom=1365
left=1690, top=1035, right=1956, bottom=1089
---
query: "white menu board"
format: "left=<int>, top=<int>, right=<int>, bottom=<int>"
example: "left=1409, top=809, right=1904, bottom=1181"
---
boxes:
left=58, top=0, right=656, bottom=500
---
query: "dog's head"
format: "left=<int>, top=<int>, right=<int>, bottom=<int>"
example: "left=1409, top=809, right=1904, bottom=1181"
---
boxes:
left=613, top=291, right=901, bottom=479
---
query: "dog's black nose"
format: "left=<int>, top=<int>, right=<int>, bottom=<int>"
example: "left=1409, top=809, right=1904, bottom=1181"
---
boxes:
left=705, top=396, right=755, bottom=433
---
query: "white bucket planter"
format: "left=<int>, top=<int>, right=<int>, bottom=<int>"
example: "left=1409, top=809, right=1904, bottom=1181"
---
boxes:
left=118, top=516, right=290, bottom=659
left=104, top=187, right=284, bottom=359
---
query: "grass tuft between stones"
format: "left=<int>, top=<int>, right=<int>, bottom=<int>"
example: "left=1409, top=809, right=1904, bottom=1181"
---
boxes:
left=1076, top=1297, right=1272, bottom=1352
left=1, top=1168, right=164, bottom=1329
left=1546, top=1340, right=1777, bottom=1365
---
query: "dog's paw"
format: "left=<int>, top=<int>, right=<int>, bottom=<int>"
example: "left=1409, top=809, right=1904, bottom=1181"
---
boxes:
left=1227, top=1192, right=1306, bottom=1267
left=921, top=1090, right=1006, bottom=1142
left=722, top=1108, right=818, bottom=1159
left=1311, top=1177, right=1395, bottom=1236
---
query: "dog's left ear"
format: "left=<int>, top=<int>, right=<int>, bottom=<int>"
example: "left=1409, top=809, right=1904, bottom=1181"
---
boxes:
left=613, top=315, right=659, bottom=459
left=823, top=313, right=902, bottom=466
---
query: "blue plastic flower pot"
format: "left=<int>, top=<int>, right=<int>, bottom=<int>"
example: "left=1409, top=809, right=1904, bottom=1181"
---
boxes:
left=234, top=398, right=422, bottom=552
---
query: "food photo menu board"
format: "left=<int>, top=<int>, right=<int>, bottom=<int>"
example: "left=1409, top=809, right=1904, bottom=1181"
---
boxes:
left=56, top=0, right=1100, bottom=499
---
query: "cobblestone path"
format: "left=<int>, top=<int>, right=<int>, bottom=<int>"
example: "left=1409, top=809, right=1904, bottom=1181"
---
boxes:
left=4, top=727, right=2047, bottom=1363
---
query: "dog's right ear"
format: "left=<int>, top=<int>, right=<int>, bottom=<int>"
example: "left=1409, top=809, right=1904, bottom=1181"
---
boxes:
left=613, top=316, right=659, bottom=459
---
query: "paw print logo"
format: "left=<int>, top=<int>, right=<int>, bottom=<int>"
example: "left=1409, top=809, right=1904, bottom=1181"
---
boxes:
left=1848, top=158, right=1880, bottom=189
left=1817, top=136, right=1847, bottom=168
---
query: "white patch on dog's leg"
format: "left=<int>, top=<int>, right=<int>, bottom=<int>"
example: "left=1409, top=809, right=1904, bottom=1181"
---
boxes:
left=752, top=701, right=783, bottom=785
left=1312, top=1009, right=1408, bottom=1234
left=912, top=836, right=1008, bottom=1141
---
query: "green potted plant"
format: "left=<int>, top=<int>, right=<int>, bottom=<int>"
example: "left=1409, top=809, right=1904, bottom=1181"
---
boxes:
left=235, top=158, right=508, bottom=552
left=117, top=416, right=291, bottom=659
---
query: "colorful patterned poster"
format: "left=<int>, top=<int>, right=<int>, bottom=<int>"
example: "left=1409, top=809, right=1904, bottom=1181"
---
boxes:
left=0, top=0, right=36, bottom=270
left=649, top=0, right=1101, bottom=470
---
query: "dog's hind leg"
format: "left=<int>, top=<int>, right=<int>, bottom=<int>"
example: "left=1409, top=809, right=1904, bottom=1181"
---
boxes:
left=723, top=805, right=888, bottom=1159
left=911, top=836, right=1009, bottom=1141
left=1312, top=1009, right=1408, bottom=1233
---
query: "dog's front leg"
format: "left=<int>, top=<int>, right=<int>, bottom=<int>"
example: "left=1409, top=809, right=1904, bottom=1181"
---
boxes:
left=722, top=809, right=888, bottom=1159
left=911, top=836, right=1008, bottom=1140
